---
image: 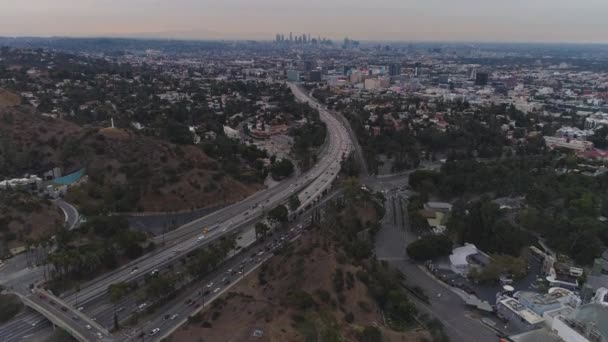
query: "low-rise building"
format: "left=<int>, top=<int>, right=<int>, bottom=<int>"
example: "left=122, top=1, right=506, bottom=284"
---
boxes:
left=449, top=243, right=490, bottom=276
left=497, top=297, right=545, bottom=331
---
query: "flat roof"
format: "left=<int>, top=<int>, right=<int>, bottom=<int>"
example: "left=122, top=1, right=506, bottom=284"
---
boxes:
left=499, top=298, right=545, bottom=325
left=450, top=244, right=478, bottom=267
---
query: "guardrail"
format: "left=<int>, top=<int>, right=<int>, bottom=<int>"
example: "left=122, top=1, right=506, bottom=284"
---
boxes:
left=15, top=292, right=89, bottom=342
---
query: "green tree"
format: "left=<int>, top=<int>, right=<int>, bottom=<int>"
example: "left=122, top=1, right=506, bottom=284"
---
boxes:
left=288, top=194, right=301, bottom=211
left=254, top=222, right=270, bottom=241
left=270, top=158, right=294, bottom=180
left=406, top=234, right=453, bottom=261
left=268, top=205, right=289, bottom=223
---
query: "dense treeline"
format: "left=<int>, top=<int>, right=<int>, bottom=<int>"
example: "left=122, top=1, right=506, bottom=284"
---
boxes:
left=410, top=156, right=608, bottom=264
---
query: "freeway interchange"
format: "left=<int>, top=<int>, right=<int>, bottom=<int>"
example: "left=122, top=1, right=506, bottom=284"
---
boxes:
left=0, top=82, right=352, bottom=342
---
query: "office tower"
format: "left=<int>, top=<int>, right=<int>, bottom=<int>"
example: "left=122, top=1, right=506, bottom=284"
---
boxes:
left=389, top=63, right=401, bottom=76
left=302, top=34, right=307, bottom=43
left=276, top=34, right=280, bottom=43
left=309, top=70, right=322, bottom=82
left=303, top=60, right=314, bottom=72
left=289, top=32, right=293, bottom=42
left=475, top=72, right=489, bottom=86
left=343, top=65, right=352, bottom=76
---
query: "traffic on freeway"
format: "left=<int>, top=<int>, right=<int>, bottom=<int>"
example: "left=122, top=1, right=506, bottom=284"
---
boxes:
left=0, top=82, right=352, bottom=341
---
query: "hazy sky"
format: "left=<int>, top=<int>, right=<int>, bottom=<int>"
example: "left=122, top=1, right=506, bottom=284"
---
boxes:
left=1, top=0, right=607, bottom=43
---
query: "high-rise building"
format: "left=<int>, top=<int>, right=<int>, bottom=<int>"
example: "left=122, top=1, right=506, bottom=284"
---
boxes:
left=287, top=70, right=300, bottom=82
left=309, top=70, right=322, bottom=82
left=302, top=34, right=307, bottom=43
left=475, top=72, right=489, bottom=86
left=289, top=32, right=293, bottom=42
left=343, top=65, right=352, bottom=76
left=276, top=34, right=281, bottom=43
left=389, top=63, right=401, bottom=76
left=303, top=60, right=314, bottom=72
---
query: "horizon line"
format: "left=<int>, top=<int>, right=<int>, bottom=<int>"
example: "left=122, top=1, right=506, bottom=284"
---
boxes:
left=1, top=35, right=608, bottom=47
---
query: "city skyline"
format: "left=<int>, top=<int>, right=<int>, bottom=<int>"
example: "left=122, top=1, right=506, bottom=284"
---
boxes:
left=1, top=0, right=608, bottom=44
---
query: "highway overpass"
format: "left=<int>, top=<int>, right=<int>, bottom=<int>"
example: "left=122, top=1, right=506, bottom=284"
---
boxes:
left=2, top=81, right=352, bottom=341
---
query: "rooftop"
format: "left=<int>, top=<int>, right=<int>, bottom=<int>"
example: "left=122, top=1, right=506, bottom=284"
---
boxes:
left=499, top=298, right=545, bottom=325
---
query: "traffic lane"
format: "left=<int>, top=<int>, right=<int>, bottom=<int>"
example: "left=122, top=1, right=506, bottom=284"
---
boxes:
left=145, top=223, right=310, bottom=341
left=89, top=215, right=312, bottom=332
left=397, top=262, right=496, bottom=342
left=3, top=83, right=352, bottom=340
left=53, top=199, right=79, bottom=230
left=26, top=294, right=104, bottom=341
left=0, top=313, right=50, bottom=342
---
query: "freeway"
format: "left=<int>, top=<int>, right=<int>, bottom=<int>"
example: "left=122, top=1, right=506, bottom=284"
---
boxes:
left=0, top=82, right=352, bottom=341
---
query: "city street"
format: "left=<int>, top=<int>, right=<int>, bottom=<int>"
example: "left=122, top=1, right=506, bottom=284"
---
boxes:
left=370, top=179, right=498, bottom=342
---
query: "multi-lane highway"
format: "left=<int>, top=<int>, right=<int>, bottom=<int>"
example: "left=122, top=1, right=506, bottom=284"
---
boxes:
left=0, top=82, right=352, bottom=341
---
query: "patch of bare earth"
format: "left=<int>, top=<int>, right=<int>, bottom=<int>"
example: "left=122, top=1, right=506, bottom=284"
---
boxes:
left=0, top=192, right=63, bottom=254
left=0, top=89, right=20, bottom=108
left=170, top=232, right=431, bottom=342
left=0, top=107, right=263, bottom=213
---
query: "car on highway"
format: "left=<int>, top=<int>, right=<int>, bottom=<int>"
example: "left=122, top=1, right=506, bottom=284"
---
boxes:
left=197, top=235, right=205, bottom=242
left=130, top=266, right=139, bottom=274
left=150, top=328, right=160, bottom=336
left=85, top=324, right=92, bottom=330
left=164, top=314, right=171, bottom=320
left=213, top=287, right=221, bottom=293
left=96, top=332, right=103, bottom=339
left=31, top=320, right=41, bottom=327
left=138, top=303, right=148, bottom=310
left=71, top=315, right=79, bottom=321
left=60, top=306, right=68, bottom=312
left=77, top=306, right=84, bottom=311
left=117, top=306, right=124, bottom=312
left=206, top=282, right=213, bottom=288
left=170, top=313, right=179, bottom=320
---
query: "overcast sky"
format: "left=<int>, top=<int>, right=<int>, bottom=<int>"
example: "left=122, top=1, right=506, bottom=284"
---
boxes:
left=1, top=0, right=607, bottom=43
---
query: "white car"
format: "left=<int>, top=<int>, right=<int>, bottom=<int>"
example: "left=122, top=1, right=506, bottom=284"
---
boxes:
left=77, top=306, right=84, bottom=311
left=150, top=328, right=160, bottom=336
left=85, top=324, right=92, bottom=330
left=96, top=332, right=103, bottom=338
left=138, top=303, right=148, bottom=310
left=206, top=282, right=213, bottom=288
left=170, top=314, right=179, bottom=320
left=197, top=235, right=205, bottom=241
left=213, top=287, right=221, bottom=293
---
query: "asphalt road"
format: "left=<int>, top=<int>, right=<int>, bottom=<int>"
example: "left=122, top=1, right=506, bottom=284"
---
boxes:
left=52, top=199, right=80, bottom=230
left=370, top=179, right=497, bottom=342
left=0, top=82, right=352, bottom=341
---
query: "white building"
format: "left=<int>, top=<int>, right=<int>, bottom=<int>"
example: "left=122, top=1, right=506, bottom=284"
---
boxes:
left=223, top=125, right=240, bottom=139
left=585, top=112, right=608, bottom=129
left=449, top=243, right=490, bottom=276
left=544, top=136, right=593, bottom=152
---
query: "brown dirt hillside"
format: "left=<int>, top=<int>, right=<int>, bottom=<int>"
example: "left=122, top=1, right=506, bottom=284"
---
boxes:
left=170, top=231, right=431, bottom=342
left=0, top=191, right=63, bottom=256
left=0, top=89, right=20, bottom=108
left=0, top=106, right=262, bottom=213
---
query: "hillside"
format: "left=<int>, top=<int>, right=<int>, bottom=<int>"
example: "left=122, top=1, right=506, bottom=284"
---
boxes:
left=0, top=191, right=63, bottom=256
left=0, top=103, right=263, bottom=213
left=171, top=231, right=431, bottom=342
left=0, top=89, right=20, bottom=108
left=170, top=184, right=435, bottom=342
